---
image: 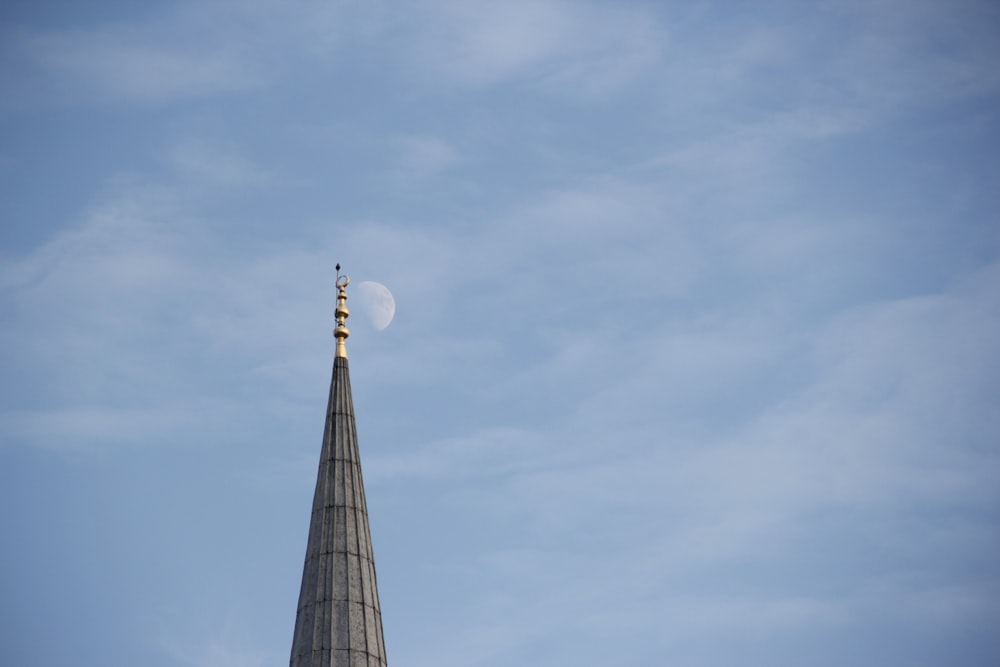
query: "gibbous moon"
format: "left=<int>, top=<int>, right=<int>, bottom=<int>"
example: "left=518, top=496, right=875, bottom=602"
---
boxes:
left=356, top=281, right=396, bottom=330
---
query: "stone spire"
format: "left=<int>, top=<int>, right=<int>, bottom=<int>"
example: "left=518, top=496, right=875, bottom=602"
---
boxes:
left=290, top=267, right=388, bottom=667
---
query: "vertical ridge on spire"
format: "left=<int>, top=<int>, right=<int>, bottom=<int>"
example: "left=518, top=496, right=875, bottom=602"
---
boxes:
left=290, top=271, right=387, bottom=666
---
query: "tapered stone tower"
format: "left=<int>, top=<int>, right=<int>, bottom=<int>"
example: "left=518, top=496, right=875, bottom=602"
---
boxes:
left=290, top=269, right=388, bottom=667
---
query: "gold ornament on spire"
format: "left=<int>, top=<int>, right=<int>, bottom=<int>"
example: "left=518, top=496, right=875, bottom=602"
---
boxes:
left=334, top=264, right=350, bottom=358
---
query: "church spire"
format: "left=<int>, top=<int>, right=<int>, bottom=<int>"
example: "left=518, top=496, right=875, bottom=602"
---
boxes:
left=290, top=267, right=388, bottom=667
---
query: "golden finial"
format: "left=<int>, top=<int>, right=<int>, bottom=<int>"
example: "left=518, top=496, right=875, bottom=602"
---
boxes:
left=334, top=264, right=350, bottom=358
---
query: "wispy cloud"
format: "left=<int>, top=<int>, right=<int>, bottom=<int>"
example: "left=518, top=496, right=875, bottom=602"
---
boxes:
left=166, top=141, right=277, bottom=189
left=158, top=611, right=278, bottom=667
left=389, top=135, right=461, bottom=185
left=17, top=27, right=255, bottom=105
left=0, top=175, right=335, bottom=450
left=409, top=0, right=661, bottom=93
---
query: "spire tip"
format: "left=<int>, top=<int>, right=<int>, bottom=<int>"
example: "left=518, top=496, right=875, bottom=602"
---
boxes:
left=334, top=264, right=350, bottom=358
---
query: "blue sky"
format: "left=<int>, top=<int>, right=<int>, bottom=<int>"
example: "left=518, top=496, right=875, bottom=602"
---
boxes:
left=2, top=1, right=999, bottom=665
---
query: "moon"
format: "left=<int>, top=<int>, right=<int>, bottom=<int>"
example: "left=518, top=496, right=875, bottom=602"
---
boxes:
left=356, top=281, right=396, bottom=330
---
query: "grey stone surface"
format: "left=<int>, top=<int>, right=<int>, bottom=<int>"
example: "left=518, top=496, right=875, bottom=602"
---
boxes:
left=290, top=357, right=388, bottom=667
